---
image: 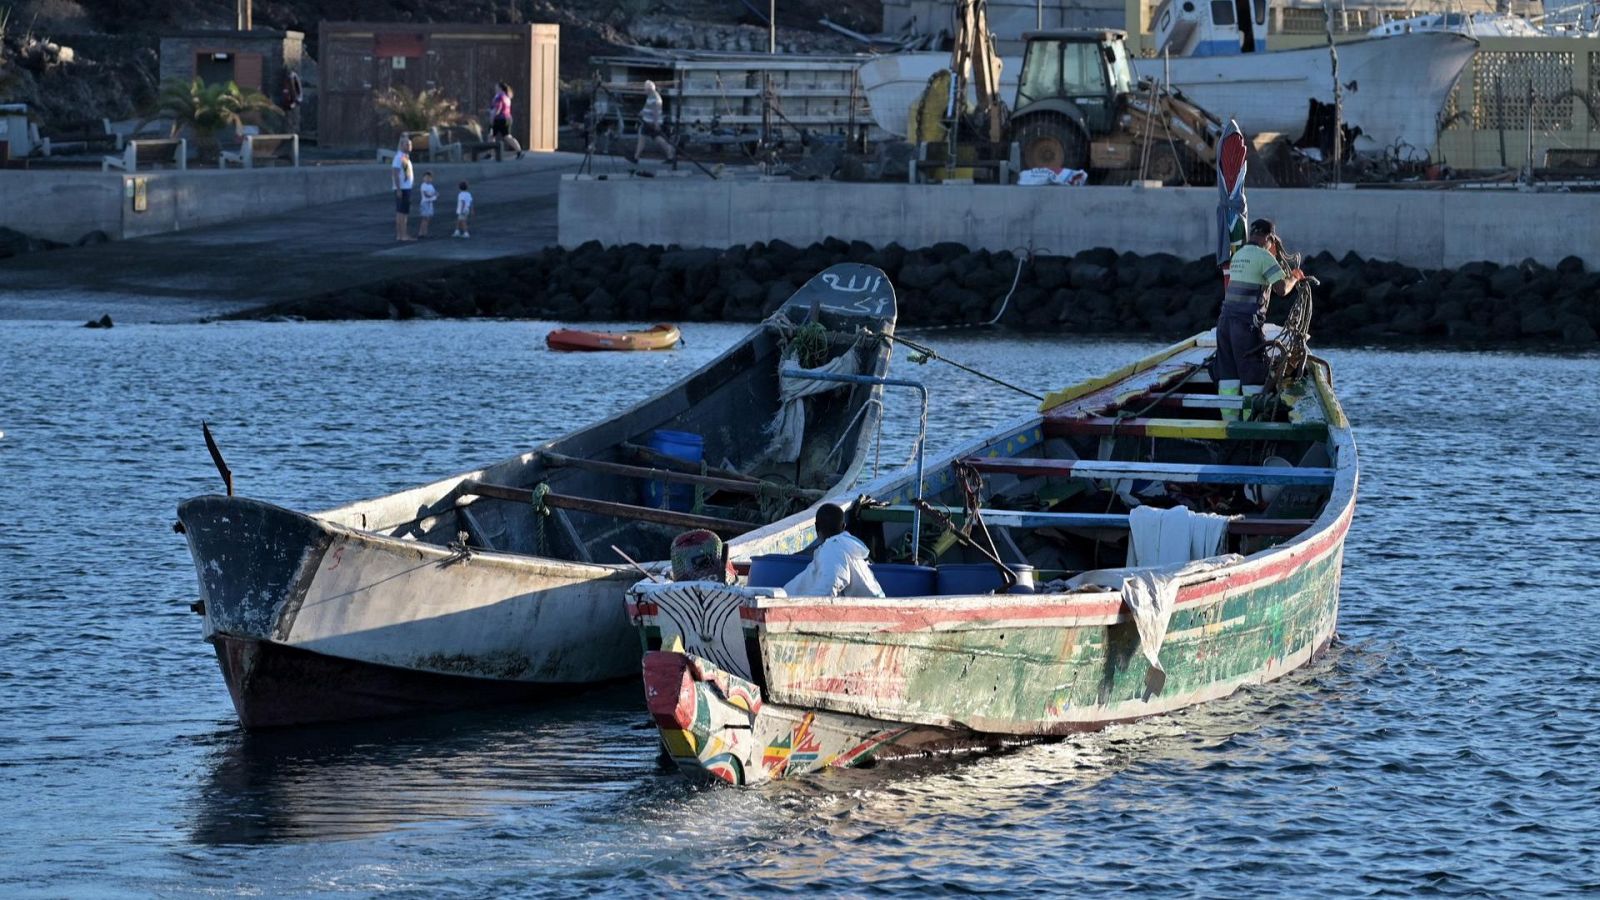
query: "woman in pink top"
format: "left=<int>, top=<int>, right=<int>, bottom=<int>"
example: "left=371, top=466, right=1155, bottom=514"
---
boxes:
left=490, top=82, right=523, bottom=159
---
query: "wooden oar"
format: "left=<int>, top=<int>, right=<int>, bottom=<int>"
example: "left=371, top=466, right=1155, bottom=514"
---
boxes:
left=459, top=480, right=753, bottom=535
left=611, top=545, right=666, bottom=583
left=540, top=451, right=822, bottom=500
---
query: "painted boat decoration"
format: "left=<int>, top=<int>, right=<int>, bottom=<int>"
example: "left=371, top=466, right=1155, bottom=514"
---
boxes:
left=546, top=323, right=682, bottom=352
left=857, top=31, right=1475, bottom=156
left=177, top=264, right=898, bottom=729
left=631, top=329, right=1357, bottom=785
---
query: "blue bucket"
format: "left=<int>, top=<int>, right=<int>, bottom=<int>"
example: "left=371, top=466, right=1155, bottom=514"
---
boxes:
left=869, top=563, right=938, bottom=598
left=747, top=553, right=812, bottom=588
left=645, top=429, right=703, bottom=512
left=936, top=563, right=1036, bottom=596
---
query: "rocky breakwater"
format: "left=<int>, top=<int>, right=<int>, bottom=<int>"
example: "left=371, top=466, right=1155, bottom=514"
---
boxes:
left=244, top=240, right=1600, bottom=345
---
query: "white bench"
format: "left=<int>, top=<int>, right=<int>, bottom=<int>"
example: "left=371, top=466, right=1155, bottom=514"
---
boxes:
left=376, top=127, right=462, bottom=164
left=219, top=133, right=300, bottom=168
left=102, top=138, right=188, bottom=172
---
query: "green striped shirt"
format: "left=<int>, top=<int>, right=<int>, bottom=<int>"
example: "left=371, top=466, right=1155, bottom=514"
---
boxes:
left=1228, top=244, right=1285, bottom=287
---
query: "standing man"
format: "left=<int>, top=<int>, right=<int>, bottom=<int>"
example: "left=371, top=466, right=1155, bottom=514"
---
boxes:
left=782, top=503, right=884, bottom=598
left=632, top=80, right=676, bottom=165
left=391, top=136, right=415, bottom=242
left=1217, top=218, right=1302, bottom=418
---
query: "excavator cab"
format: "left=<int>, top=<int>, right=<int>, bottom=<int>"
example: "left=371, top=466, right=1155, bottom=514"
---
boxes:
left=1012, top=30, right=1133, bottom=170
left=1009, top=28, right=1220, bottom=184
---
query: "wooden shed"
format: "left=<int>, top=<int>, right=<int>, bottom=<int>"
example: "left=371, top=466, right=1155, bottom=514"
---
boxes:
left=318, top=22, right=558, bottom=151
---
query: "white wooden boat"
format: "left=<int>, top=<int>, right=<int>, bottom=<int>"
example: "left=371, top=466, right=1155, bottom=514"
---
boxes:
left=178, top=264, right=898, bottom=729
left=857, top=31, right=1476, bottom=155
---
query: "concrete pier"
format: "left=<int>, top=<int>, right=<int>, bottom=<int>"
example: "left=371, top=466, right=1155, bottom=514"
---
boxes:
left=558, top=178, right=1600, bottom=269
left=1, top=153, right=582, bottom=245
left=0, top=153, right=586, bottom=321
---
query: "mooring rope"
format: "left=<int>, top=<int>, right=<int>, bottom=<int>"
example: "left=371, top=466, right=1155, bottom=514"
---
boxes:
left=873, top=329, right=1044, bottom=401
left=530, top=482, right=551, bottom=555
left=898, top=244, right=1037, bottom=336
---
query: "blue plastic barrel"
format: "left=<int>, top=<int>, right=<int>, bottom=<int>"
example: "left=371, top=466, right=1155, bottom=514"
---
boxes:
left=936, top=563, right=1036, bottom=596
left=869, top=563, right=938, bottom=598
left=645, top=429, right=704, bottom=511
left=747, top=553, right=813, bottom=588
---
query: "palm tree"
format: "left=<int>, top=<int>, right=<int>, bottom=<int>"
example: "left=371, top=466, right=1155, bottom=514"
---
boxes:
left=374, top=85, right=466, bottom=133
left=156, top=78, right=281, bottom=158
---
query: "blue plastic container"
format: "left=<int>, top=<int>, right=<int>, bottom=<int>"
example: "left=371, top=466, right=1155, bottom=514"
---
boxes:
left=747, top=553, right=813, bottom=588
left=869, top=563, right=938, bottom=598
left=936, top=563, right=1036, bottom=596
left=644, top=429, right=704, bottom=511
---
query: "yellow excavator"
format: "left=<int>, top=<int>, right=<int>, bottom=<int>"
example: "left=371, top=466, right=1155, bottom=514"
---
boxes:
left=910, top=0, right=1224, bottom=185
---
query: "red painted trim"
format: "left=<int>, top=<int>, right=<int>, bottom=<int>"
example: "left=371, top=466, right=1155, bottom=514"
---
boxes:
left=747, top=498, right=1353, bottom=632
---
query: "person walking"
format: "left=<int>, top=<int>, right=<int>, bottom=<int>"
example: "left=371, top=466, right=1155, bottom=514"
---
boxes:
left=1216, top=218, right=1303, bottom=419
left=490, top=82, right=524, bottom=160
left=632, top=80, right=675, bottom=165
left=391, top=135, right=415, bottom=242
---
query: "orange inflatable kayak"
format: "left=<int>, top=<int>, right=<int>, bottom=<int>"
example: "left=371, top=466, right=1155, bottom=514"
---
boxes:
left=545, top=323, right=682, bottom=352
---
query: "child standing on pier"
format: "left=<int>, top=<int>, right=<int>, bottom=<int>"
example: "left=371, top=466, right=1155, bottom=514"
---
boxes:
left=453, top=181, right=474, bottom=238
left=417, top=172, right=438, bottom=238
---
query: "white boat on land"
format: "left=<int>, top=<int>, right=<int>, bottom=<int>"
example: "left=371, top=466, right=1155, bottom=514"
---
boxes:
left=858, top=33, right=1476, bottom=156
left=177, top=265, right=898, bottom=729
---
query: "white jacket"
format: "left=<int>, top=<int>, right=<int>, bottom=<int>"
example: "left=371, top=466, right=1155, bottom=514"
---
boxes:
left=783, top=533, right=885, bottom=598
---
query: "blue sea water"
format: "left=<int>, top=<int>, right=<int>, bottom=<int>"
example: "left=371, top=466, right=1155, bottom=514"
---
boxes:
left=0, top=319, right=1596, bottom=896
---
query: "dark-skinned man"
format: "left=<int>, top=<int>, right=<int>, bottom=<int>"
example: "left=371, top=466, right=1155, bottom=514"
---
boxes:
left=1218, top=218, right=1303, bottom=421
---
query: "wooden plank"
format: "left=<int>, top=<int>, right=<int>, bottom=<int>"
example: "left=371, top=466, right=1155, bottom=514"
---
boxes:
left=459, top=480, right=753, bottom=535
left=541, top=451, right=821, bottom=500
left=1125, top=392, right=1248, bottom=410
left=961, top=457, right=1336, bottom=486
left=856, top=505, right=1312, bottom=536
left=1042, top=417, right=1328, bottom=442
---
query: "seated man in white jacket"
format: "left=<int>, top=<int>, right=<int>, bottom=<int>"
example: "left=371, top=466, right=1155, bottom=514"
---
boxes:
left=782, top=503, right=885, bottom=598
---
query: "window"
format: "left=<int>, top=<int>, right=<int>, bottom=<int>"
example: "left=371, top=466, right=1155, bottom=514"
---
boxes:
left=1211, top=0, right=1236, bottom=25
left=1254, top=0, right=1267, bottom=24
left=1017, top=40, right=1063, bottom=104
left=1061, top=41, right=1108, bottom=97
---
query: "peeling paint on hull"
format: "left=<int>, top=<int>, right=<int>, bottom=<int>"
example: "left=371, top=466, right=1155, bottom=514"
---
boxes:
left=211, top=633, right=608, bottom=729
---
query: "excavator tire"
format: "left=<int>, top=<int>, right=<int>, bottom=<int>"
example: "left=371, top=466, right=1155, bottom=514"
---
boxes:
left=1144, top=141, right=1193, bottom=186
left=1014, top=113, right=1089, bottom=172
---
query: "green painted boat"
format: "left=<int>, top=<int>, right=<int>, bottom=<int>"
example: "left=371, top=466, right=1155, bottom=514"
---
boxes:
left=629, top=329, right=1358, bottom=786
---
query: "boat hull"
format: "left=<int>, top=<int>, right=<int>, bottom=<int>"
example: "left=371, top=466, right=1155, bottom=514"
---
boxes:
left=857, top=33, right=1476, bottom=155
left=641, top=512, right=1345, bottom=785
left=212, top=633, right=605, bottom=729
left=182, top=495, right=641, bottom=727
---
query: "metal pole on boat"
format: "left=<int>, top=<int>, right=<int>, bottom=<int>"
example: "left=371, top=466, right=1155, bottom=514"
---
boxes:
left=780, top=369, right=929, bottom=562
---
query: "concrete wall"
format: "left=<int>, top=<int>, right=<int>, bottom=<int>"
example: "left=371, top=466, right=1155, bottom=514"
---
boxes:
left=0, top=158, right=532, bottom=244
left=558, top=178, right=1600, bottom=269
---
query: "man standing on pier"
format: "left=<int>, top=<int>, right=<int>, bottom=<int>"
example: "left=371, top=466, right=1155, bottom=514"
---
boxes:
left=1217, top=218, right=1302, bottom=418
left=392, top=136, right=415, bottom=242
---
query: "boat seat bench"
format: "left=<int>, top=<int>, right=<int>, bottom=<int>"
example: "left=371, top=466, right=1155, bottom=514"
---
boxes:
left=962, top=457, right=1336, bottom=486
left=855, top=504, right=1313, bottom=536
left=1042, top=417, right=1328, bottom=441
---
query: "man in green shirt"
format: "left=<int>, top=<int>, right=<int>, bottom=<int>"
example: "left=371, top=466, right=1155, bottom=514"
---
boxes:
left=1217, top=219, right=1303, bottom=419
